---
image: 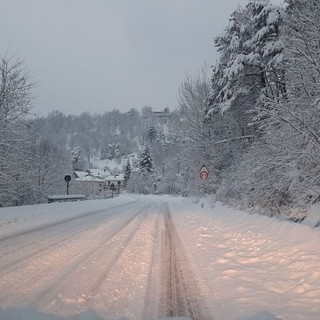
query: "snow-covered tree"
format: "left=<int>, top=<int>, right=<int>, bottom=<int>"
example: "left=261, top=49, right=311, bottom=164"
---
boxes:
left=72, top=146, right=85, bottom=170
left=177, top=68, right=216, bottom=193
left=208, top=0, right=284, bottom=123
left=256, top=0, right=320, bottom=207
left=139, top=146, right=154, bottom=175
left=29, top=138, right=72, bottom=203
left=0, top=56, right=34, bottom=206
left=124, top=160, right=131, bottom=187
left=114, top=143, right=122, bottom=158
left=214, top=0, right=320, bottom=212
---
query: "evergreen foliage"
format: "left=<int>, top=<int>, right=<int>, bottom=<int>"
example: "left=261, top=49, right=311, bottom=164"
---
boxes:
left=139, top=146, right=154, bottom=175
left=124, top=161, right=131, bottom=187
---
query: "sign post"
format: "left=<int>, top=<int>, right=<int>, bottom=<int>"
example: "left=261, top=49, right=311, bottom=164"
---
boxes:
left=64, top=175, right=71, bottom=195
left=199, top=165, right=209, bottom=204
left=199, top=165, right=209, bottom=181
left=110, top=183, right=117, bottom=198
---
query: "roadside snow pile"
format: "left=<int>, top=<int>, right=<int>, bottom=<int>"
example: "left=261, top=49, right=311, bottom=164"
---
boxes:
left=304, top=204, right=320, bottom=228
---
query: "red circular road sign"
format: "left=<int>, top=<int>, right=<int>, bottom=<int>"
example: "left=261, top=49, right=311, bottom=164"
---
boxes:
left=199, top=165, right=209, bottom=180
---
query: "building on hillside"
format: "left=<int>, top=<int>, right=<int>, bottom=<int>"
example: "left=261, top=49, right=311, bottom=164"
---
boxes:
left=152, top=107, right=170, bottom=118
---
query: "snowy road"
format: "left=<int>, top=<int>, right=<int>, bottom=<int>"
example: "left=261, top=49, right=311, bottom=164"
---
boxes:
left=0, top=196, right=211, bottom=320
left=0, top=195, right=320, bottom=320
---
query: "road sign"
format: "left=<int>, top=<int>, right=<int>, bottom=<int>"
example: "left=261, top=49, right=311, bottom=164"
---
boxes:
left=110, top=183, right=117, bottom=198
left=199, top=165, right=209, bottom=180
left=64, top=175, right=71, bottom=195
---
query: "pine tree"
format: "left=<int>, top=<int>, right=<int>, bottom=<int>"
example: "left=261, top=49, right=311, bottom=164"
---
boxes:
left=209, top=0, right=284, bottom=116
left=124, top=160, right=131, bottom=187
left=139, top=146, right=154, bottom=175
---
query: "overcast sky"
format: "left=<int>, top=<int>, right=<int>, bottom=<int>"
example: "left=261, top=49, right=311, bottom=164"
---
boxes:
left=0, top=0, right=283, bottom=116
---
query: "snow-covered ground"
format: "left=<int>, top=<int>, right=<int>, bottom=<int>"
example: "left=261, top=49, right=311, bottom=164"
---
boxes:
left=169, top=197, right=320, bottom=320
left=0, top=195, right=319, bottom=320
left=0, top=196, right=136, bottom=239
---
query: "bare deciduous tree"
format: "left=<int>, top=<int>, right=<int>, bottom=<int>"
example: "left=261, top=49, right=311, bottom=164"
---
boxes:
left=0, top=56, right=35, bottom=206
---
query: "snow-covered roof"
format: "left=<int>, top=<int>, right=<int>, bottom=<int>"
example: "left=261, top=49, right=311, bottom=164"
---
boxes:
left=82, top=175, right=105, bottom=182
left=74, top=169, right=110, bottom=181
left=73, top=171, right=86, bottom=179
left=88, top=168, right=109, bottom=179
left=105, top=174, right=125, bottom=181
left=75, top=173, right=105, bottom=183
left=74, top=169, right=125, bottom=182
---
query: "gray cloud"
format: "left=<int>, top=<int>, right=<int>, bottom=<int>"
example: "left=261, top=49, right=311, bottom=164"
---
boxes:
left=0, top=0, right=283, bottom=116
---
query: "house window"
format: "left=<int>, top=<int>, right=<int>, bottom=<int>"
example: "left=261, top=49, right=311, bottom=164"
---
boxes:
left=117, top=181, right=121, bottom=185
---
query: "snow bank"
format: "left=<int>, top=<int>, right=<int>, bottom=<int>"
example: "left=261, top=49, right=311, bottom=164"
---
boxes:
left=169, top=197, right=320, bottom=320
left=304, top=204, right=320, bottom=227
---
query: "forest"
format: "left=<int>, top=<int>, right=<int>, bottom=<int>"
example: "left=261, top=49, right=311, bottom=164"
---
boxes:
left=1, top=0, right=320, bottom=218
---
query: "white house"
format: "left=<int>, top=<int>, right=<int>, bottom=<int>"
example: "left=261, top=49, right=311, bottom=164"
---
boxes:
left=73, top=170, right=106, bottom=195
left=73, top=170, right=125, bottom=195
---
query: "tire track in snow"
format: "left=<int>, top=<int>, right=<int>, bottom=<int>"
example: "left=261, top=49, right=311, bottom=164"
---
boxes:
left=0, top=201, right=138, bottom=275
left=30, top=203, right=152, bottom=310
left=0, top=219, right=107, bottom=274
left=159, top=203, right=213, bottom=320
left=87, top=208, right=149, bottom=299
left=0, top=199, right=137, bottom=243
left=141, top=208, right=162, bottom=320
left=91, top=202, right=161, bottom=320
left=0, top=202, right=150, bottom=307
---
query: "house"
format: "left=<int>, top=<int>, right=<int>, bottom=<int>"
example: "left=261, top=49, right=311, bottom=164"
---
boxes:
left=88, top=168, right=109, bottom=179
left=73, top=170, right=106, bottom=195
left=152, top=107, right=169, bottom=118
left=73, top=170, right=126, bottom=195
left=105, top=174, right=125, bottom=193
